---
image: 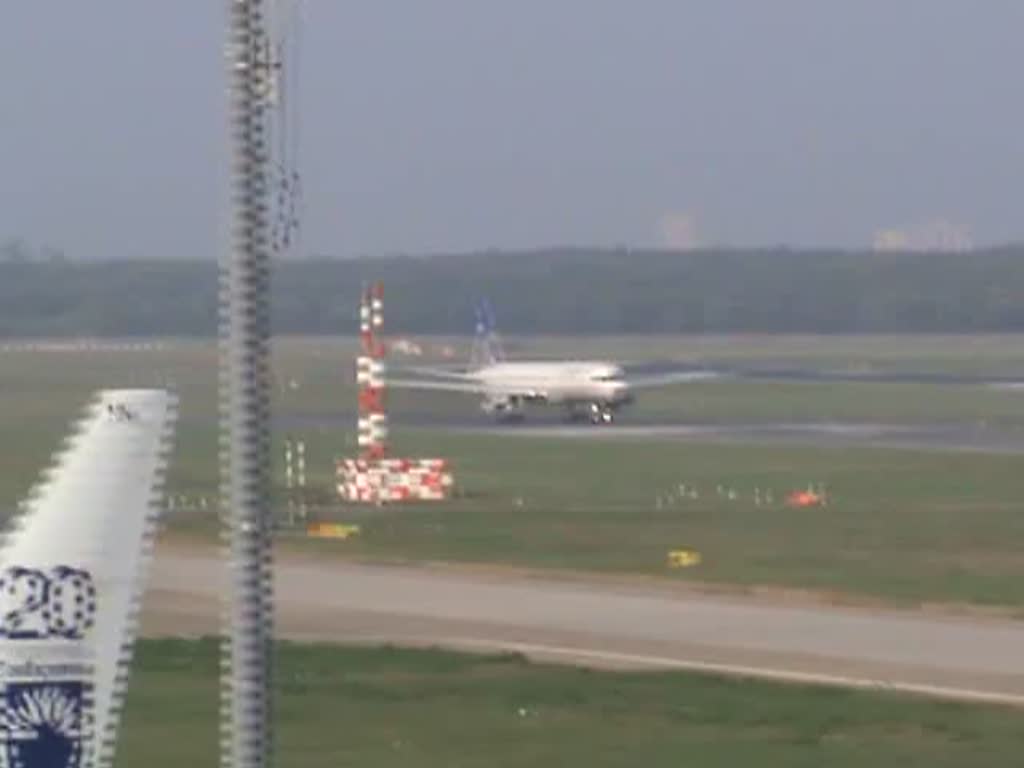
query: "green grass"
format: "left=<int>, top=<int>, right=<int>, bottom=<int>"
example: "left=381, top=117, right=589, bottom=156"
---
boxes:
left=4, top=337, right=1024, bottom=608
left=115, top=638, right=1024, bottom=768
left=294, top=431, right=1024, bottom=609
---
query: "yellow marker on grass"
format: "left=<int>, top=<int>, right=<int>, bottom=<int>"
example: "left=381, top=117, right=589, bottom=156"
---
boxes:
left=667, top=549, right=702, bottom=568
left=307, top=523, right=362, bottom=540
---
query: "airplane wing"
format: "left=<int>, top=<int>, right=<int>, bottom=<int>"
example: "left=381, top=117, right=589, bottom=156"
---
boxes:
left=389, top=378, right=486, bottom=393
left=389, top=378, right=551, bottom=399
left=625, top=370, right=727, bottom=389
left=0, top=389, right=177, bottom=767
left=390, top=370, right=724, bottom=394
left=391, top=365, right=478, bottom=381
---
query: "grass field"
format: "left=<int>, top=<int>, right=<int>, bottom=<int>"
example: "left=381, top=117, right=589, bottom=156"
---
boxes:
left=275, top=431, right=1024, bottom=609
left=115, top=638, right=1024, bottom=768
left=3, top=336, right=1024, bottom=608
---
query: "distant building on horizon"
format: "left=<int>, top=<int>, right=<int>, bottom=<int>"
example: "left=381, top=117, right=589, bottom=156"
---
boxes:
left=873, top=218, right=974, bottom=252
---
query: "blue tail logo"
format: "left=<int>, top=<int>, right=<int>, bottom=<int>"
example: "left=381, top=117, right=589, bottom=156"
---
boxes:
left=470, top=298, right=503, bottom=366
left=0, top=680, right=88, bottom=768
left=474, top=299, right=497, bottom=336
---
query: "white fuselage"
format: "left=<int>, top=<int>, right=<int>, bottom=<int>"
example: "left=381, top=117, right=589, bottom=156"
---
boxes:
left=471, top=361, right=632, bottom=406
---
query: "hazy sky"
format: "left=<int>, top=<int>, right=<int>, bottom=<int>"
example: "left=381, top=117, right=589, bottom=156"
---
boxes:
left=3, top=1, right=1024, bottom=259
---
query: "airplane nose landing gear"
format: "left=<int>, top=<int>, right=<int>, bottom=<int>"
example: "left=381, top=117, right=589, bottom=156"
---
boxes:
left=589, top=402, right=614, bottom=424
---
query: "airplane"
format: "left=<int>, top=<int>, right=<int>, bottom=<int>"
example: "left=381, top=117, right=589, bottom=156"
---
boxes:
left=389, top=300, right=722, bottom=424
left=0, top=389, right=177, bottom=767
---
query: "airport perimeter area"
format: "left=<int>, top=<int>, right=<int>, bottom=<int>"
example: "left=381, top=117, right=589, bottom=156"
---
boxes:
left=3, top=334, right=1024, bottom=766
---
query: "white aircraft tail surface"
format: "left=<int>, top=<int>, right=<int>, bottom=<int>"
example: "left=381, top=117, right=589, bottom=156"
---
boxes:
left=0, top=389, right=177, bottom=768
left=469, top=298, right=504, bottom=369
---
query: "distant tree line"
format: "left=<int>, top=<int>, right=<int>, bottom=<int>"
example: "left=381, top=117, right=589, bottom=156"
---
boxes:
left=1, top=238, right=67, bottom=265
left=3, top=247, right=1024, bottom=337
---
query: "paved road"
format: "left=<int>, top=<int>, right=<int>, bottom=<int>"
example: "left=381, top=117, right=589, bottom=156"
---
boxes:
left=466, top=421, right=1024, bottom=454
left=143, top=545, right=1024, bottom=706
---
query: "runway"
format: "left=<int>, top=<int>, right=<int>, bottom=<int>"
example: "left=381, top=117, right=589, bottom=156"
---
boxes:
left=280, top=407, right=1024, bottom=455
left=623, top=360, right=1024, bottom=388
left=143, top=544, right=1024, bottom=706
left=276, top=356, right=1024, bottom=454
left=464, top=421, right=1024, bottom=455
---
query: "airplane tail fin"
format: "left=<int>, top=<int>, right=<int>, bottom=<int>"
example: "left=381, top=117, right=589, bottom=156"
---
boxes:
left=470, top=298, right=504, bottom=367
left=0, top=389, right=177, bottom=767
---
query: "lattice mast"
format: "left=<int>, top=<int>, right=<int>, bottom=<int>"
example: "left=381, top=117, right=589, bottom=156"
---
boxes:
left=220, top=0, right=275, bottom=765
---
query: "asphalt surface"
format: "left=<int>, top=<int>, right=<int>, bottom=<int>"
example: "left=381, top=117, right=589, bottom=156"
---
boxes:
left=464, top=421, right=1024, bottom=454
left=278, top=407, right=1024, bottom=455
left=143, top=544, right=1024, bottom=706
left=623, top=360, right=1024, bottom=387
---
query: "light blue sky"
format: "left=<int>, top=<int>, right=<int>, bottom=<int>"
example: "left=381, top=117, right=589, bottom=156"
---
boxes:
left=3, top=1, right=1023, bottom=259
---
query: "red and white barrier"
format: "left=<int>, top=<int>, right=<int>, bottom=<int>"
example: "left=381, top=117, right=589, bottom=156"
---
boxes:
left=337, top=282, right=455, bottom=504
left=336, top=457, right=454, bottom=503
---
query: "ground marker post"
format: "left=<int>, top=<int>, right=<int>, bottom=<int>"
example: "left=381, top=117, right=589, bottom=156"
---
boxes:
left=284, top=439, right=295, bottom=526
left=297, top=439, right=307, bottom=520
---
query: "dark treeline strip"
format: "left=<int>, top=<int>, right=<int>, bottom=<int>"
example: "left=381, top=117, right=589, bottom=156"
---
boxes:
left=3, top=247, right=1024, bottom=337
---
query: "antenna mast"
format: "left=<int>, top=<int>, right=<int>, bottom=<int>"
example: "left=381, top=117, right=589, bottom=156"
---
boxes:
left=220, top=0, right=276, bottom=765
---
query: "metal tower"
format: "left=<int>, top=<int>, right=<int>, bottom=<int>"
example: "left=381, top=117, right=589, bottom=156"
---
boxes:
left=220, top=0, right=275, bottom=765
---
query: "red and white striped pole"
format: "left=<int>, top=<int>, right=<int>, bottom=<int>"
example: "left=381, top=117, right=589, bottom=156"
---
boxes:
left=356, top=282, right=387, bottom=461
left=341, top=282, right=455, bottom=504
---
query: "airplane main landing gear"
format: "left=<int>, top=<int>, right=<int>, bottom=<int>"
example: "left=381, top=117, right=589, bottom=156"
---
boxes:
left=589, top=402, right=614, bottom=425
left=565, top=402, right=616, bottom=425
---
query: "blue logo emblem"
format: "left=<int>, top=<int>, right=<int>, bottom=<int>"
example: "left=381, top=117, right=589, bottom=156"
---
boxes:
left=0, top=681, right=88, bottom=768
